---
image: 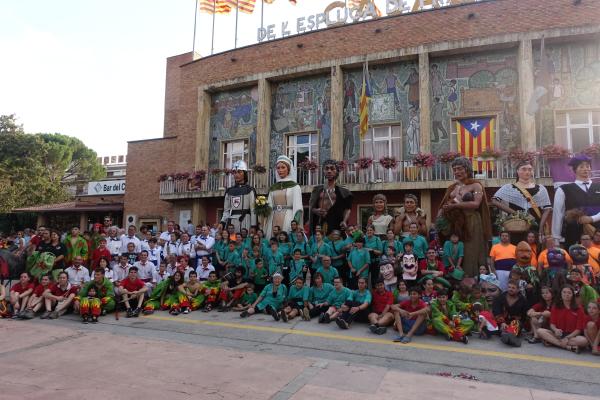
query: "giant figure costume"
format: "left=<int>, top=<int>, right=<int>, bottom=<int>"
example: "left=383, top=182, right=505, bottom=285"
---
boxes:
left=221, top=160, right=257, bottom=232
left=552, top=155, right=600, bottom=248
left=308, top=160, right=353, bottom=235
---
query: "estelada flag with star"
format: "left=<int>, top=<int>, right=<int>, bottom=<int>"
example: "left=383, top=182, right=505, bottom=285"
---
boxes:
left=456, top=117, right=496, bottom=172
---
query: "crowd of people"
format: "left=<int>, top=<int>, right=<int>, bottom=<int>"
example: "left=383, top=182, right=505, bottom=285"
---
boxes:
left=1, top=155, right=599, bottom=355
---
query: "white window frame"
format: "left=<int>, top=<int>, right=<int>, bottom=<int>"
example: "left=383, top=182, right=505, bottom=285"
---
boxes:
left=555, top=109, right=600, bottom=152
left=286, top=131, right=319, bottom=185
left=359, top=124, right=402, bottom=159
left=222, top=139, right=248, bottom=169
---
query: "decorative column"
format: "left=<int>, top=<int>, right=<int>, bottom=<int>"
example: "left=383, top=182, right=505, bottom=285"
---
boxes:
left=256, top=78, right=272, bottom=189
left=194, top=88, right=212, bottom=225
left=518, top=39, right=537, bottom=151
left=330, top=64, right=344, bottom=161
left=418, top=52, right=431, bottom=154
left=419, top=190, right=432, bottom=227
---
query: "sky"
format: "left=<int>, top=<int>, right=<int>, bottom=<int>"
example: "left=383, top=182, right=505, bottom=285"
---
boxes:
left=0, top=0, right=427, bottom=156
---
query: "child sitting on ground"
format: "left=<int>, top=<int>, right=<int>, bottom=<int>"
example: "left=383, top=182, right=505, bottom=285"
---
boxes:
left=473, top=302, right=499, bottom=339
left=81, top=286, right=99, bottom=324
left=233, top=284, right=258, bottom=312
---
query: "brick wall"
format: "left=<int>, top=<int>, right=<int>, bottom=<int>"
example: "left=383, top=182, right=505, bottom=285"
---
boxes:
left=164, top=52, right=195, bottom=137
left=124, top=137, right=178, bottom=224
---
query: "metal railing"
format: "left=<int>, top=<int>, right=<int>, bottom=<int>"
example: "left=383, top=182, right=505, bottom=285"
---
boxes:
left=159, top=158, right=551, bottom=197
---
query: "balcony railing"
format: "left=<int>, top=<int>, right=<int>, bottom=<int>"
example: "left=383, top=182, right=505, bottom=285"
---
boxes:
left=159, top=158, right=551, bottom=198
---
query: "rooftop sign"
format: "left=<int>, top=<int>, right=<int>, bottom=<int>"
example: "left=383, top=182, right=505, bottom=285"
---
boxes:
left=257, top=0, right=475, bottom=42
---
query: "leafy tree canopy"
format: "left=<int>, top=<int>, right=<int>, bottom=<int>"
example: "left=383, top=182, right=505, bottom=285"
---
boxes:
left=0, top=114, right=106, bottom=213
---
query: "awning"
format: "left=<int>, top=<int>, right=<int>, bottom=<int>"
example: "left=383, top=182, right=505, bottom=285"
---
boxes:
left=13, top=201, right=123, bottom=213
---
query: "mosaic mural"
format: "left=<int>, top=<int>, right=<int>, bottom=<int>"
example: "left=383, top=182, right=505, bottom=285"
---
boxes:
left=208, top=87, right=258, bottom=169
left=343, top=61, right=420, bottom=160
left=270, top=75, right=331, bottom=166
left=428, top=50, right=520, bottom=155
left=536, top=41, right=600, bottom=145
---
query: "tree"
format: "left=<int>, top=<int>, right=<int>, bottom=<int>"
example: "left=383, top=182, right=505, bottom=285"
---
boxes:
left=0, top=114, right=106, bottom=213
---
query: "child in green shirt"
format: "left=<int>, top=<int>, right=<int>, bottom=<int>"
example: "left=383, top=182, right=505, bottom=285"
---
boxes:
left=280, top=276, right=309, bottom=322
left=233, top=284, right=258, bottom=312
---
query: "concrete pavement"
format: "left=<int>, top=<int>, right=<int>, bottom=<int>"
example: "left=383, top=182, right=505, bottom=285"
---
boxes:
left=1, top=311, right=599, bottom=399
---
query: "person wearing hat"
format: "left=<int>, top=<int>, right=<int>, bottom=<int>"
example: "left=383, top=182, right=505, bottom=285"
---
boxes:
left=221, top=160, right=257, bottom=234
left=492, top=159, right=552, bottom=242
left=552, top=154, right=600, bottom=248
left=264, top=155, right=303, bottom=240
left=240, top=272, right=287, bottom=321
left=308, top=159, right=353, bottom=235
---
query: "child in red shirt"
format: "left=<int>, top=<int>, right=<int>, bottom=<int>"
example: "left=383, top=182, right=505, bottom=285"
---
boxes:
left=10, top=272, right=34, bottom=319
left=392, top=287, right=429, bottom=343
left=91, top=238, right=112, bottom=269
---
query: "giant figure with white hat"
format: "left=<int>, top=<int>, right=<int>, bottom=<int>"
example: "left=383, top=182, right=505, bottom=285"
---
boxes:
left=264, top=155, right=303, bottom=239
left=221, top=160, right=257, bottom=233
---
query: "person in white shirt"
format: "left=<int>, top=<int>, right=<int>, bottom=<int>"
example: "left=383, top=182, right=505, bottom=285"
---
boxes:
left=196, top=255, right=216, bottom=281
left=159, top=221, right=176, bottom=242
left=152, top=262, right=170, bottom=285
left=178, top=255, right=194, bottom=281
left=121, top=225, right=142, bottom=254
left=164, top=232, right=179, bottom=258
left=133, top=250, right=156, bottom=293
left=106, top=226, right=122, bottom=259
left=147, top=238, right=162, bottom=267
left=194, top=225, right=215, bottom=261
left=113, top=255, right=132, bottom=286
left=177, top=233, right=194, bottom=259
left=140, top=231, right=152, bottom=252
left=64, top=256, right=91, bottom=287
left=552, top=154, right=600, bottom=247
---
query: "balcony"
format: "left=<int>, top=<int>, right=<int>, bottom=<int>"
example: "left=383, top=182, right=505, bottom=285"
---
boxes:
left=159, top=158, right=553, bottom=200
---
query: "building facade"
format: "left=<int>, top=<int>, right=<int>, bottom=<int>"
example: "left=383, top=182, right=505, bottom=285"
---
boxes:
left=125, top=0, right=600, bottom=231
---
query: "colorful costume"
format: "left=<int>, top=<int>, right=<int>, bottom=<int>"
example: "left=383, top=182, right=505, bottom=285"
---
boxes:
left=430, top=299, right=474, bottom=341
left=63, top=234, right=89, bottom=265
left=78, top=278, right=115, bottom=316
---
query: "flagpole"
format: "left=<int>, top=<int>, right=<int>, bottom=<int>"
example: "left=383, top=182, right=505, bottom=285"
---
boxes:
left=366, top=60, right=375, bottom=182
left=261, top=0, right=264, bottom=32
left=192, top=0, right=199, bottom=55
left=235, top=0, right=239, bottom=48
left=211, top=0, right=216, bottom=54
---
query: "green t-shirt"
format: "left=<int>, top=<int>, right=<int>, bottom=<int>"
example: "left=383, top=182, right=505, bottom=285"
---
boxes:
left=309, top=283, right=334, bottom=304
left=316, top=266, right=339, bottom=285
left=403, top=235, right=428, bottom=259
left=352, top=289, right=372, bottom=305
left=348, top=248, right=371, bottom=278
left=240, top=292, right=258, bottom=305
left=251, top=265, right=269, bottom=286
left=327, top=286, right=353, bottom=307
left=287, top=285, right=309, bottom=306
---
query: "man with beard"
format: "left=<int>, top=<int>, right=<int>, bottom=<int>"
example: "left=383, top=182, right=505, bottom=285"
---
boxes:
left=552, top=154, right=600, bottom=248
left=221, top=160, right=256, bottom=233
left=309, top=160, right=353, bottom=235
left=492, top=279, right=528, bottom=347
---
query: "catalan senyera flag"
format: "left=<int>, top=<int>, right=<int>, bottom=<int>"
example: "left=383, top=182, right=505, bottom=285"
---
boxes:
left=222, top=0, right=257, bottom=13
left=359, top=62, right=372, bottom=138
left=456, top=117, right=496, bottom=172
left=199, top=0, right=232, bottom=14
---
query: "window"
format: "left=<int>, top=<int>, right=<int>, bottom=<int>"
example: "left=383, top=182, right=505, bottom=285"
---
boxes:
left=360, top=125, right=402, bottom=159
left=111, top=156, right=117, bottom=164
left=118, top=155, right=124, bottom=163
left=287, top=132, right=318, bottom=185
left=223, top=140, right=248, bottom=169
left=555, top=110, right=600, bottom=152
left=103, top=156, right=109, bottom=165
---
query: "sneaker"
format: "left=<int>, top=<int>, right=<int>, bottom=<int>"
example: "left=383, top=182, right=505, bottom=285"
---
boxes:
left=393, top=335, right=405, bottom=342
left=400, top=336, right=412, bottom=344
left=322, top=313, right=330, bottom=323
left=526, top=336, right=541, bottom=344
left=280, top=310, right=288, bottom=322
left=461, top=335, right=469, bottom=345
left=369, top=324, right=378, bottom=334
left=318, top=313, right=326, bottom=323
left=302, top=307, right=310, bottom=321
left=133, top=308, right=141, bottom=317
left=126, top=308, right=133, bottom=318
left=22, top=310, right=34, bottom=320
left=40, top=311, right=51, bottom=319
left=82, top=315, right=89, bottom=324
left=183, top=308, right=190, bottom=314
left=269, top=307, right=280, bottom=321
left=170, top=309, right=180, bottom=316
left=240, top=310, right=249, bottom=318
left=49, top=311, right=59, bottom=319
left=101, top=309, right=107, bottom=316
left=91, top=316, right=98, bottom=323
left=375, top=326, right=387, bottom=335
left=335, top=317, right=349, bottom=330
